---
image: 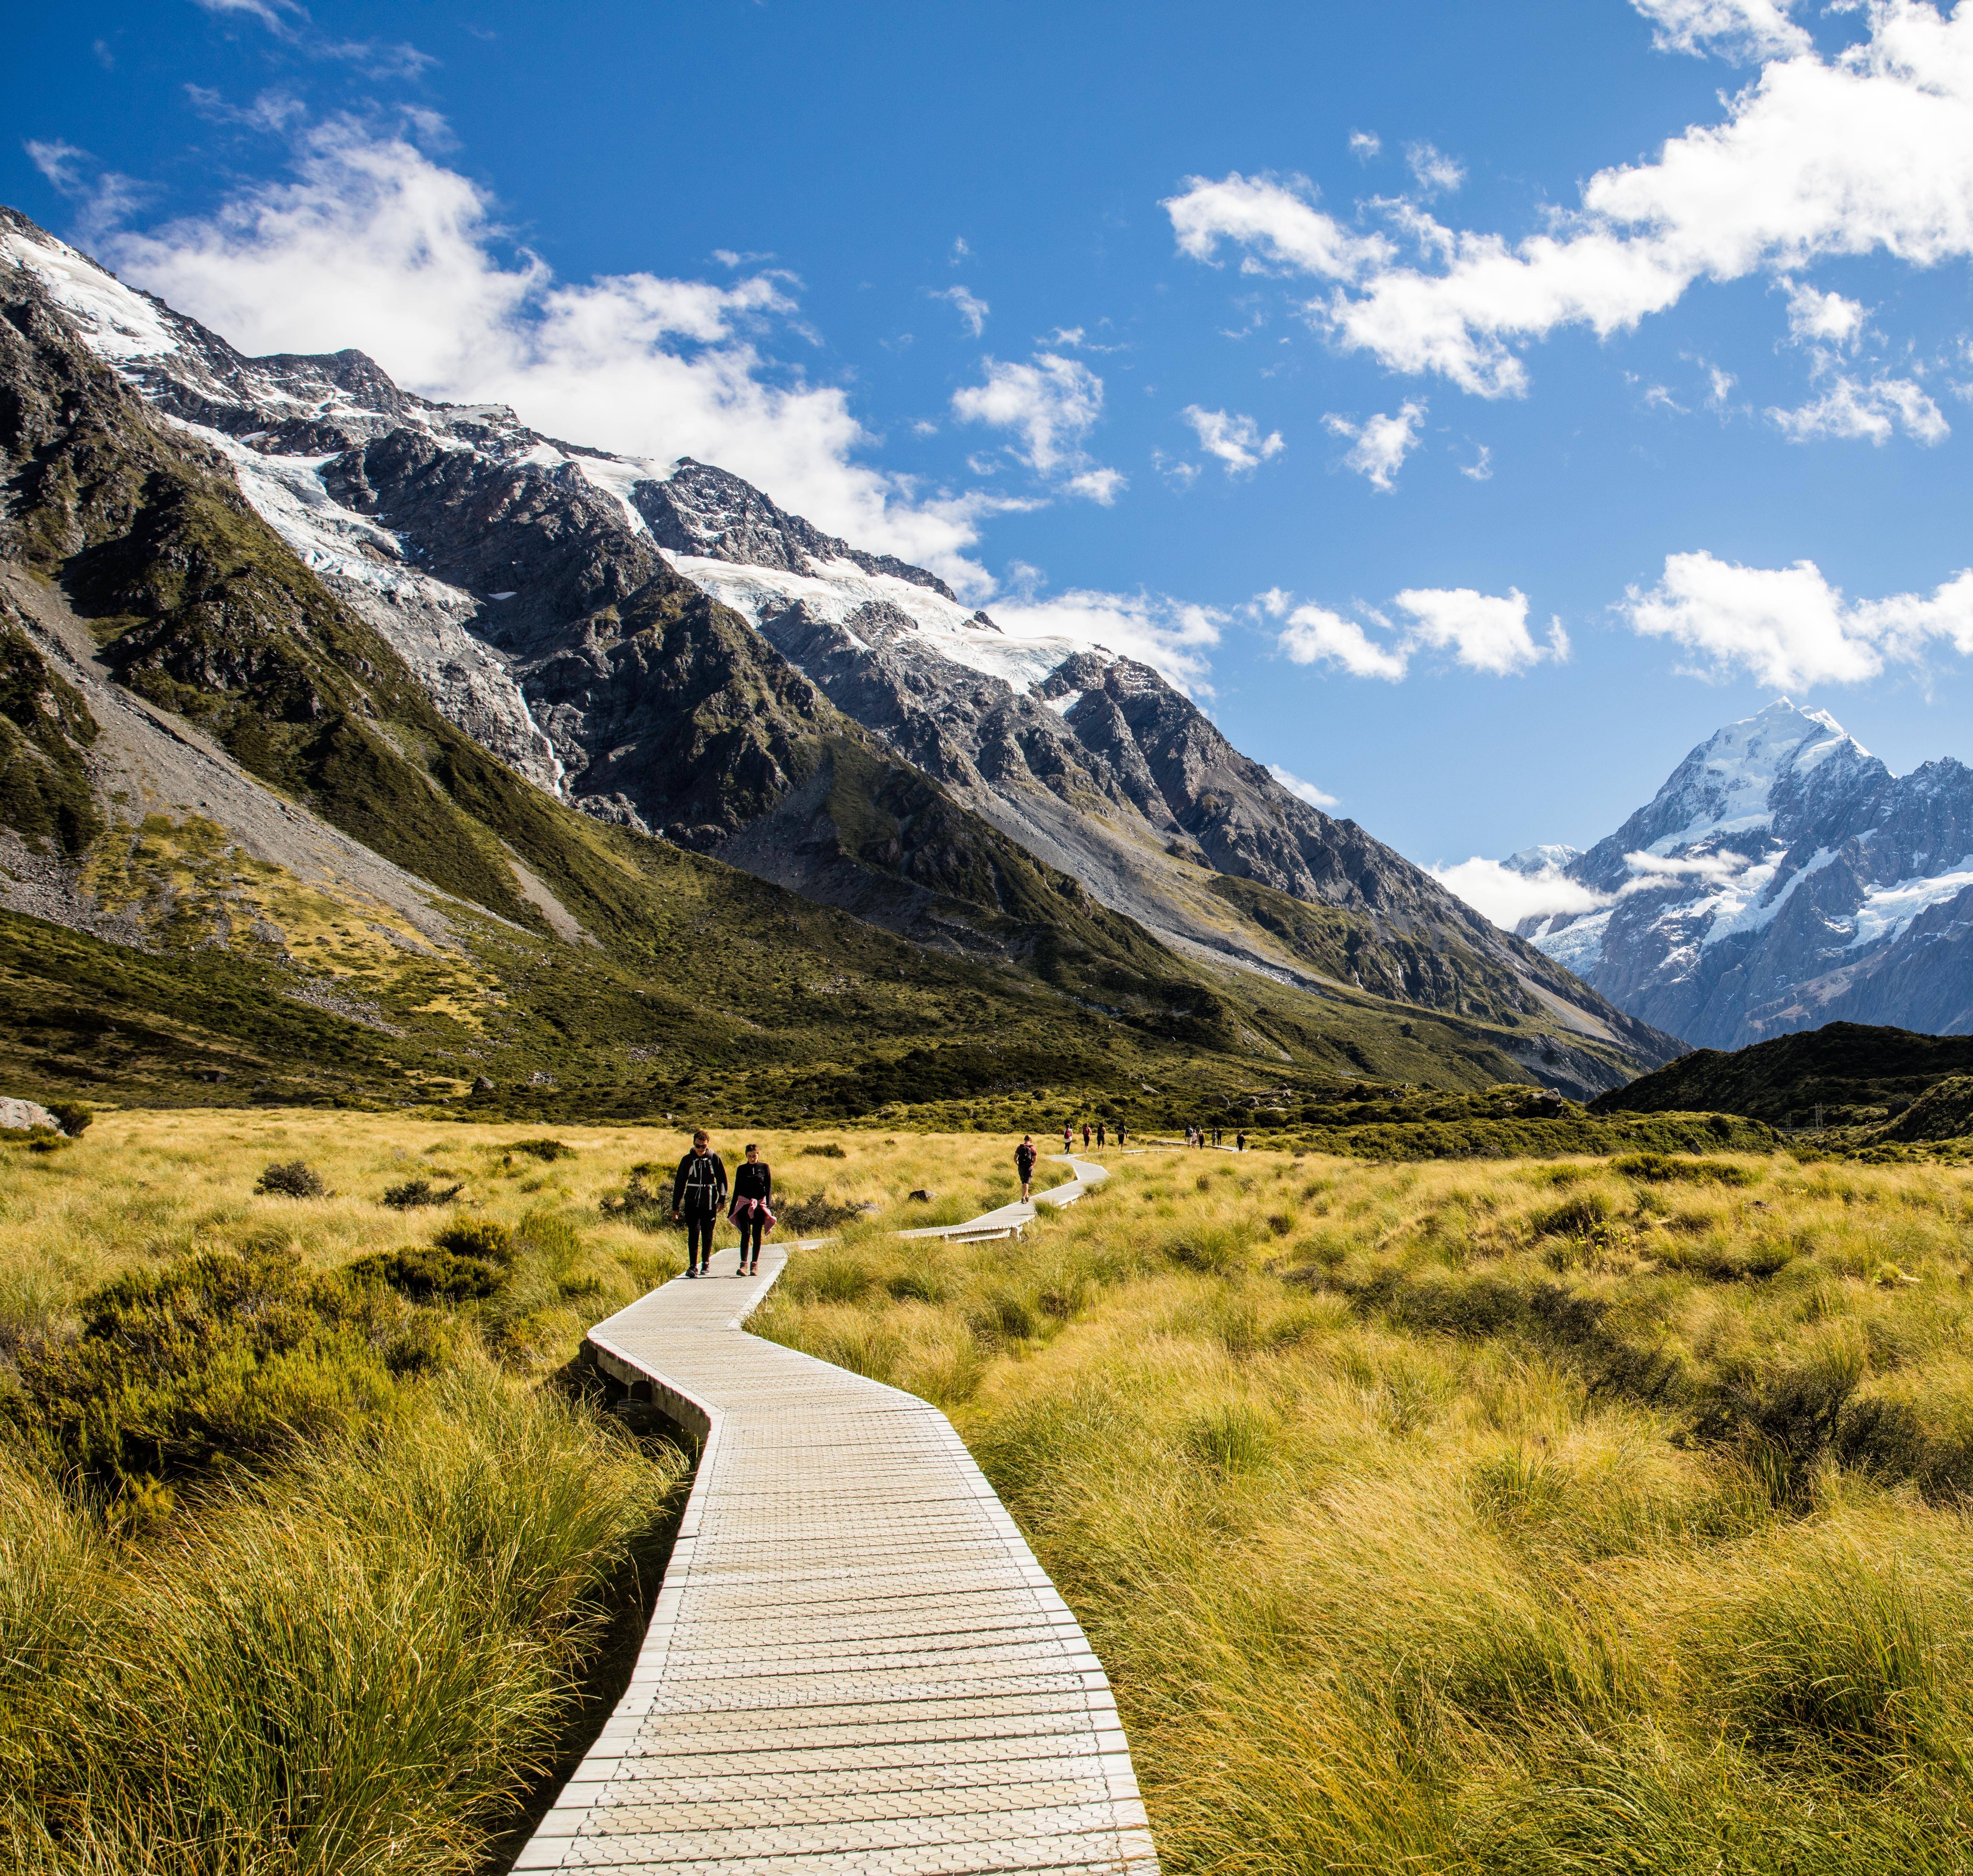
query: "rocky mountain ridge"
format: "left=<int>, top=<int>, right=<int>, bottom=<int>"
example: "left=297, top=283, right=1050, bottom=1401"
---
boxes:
left=1518, top=699, right=1973, bottom=1047
left=0, top=206, right=1679, bottom=1096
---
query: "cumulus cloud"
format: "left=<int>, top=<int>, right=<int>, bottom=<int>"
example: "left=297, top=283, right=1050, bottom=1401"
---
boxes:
left=1323, top=400, right=1426, bottom=490
left=1621, top=549, right=1973, bottom=688
left=932, top=284, right=989, bottom=337
left=1405, top=142, right=1466, bottom=194
left=1349, top=130, right=1382, bottom=160
left=1277, top=604, right=1411, bottom=680
left=95, top=114, right=998, bottom=589
left=1630, top=0, right=1809, bottom=60
left=1181, top=404, right=1284, bottom=473
left=1164, top=5, right=1973, bottom=399
left=952, top=351, right=1123, bottom=500
left=1394, top=585, right=1568, bottom=675
left=989, top=589, right=1226, bottom=694
left=1433, top=856, right=1611, bottom=928
left=1267, top=763, right=1341, bottom=809
left=1272, top=583, right=1565, bottom=680
left=1784, top=278, right=1868, bottom=348
left=1768, top=372, right=1948, bottom=443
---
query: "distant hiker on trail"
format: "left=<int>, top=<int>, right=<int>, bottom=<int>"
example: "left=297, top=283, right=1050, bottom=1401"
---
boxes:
left=1236, top=1130, right=1247, bottom=1152
left=1016, top=1134, right=1037, bottom=1201
left=671, top=1130, right=728, bottom=1278
left=1096, top=1121, right=1106, bottom=1148
left=1082, top=1122, right=1092, bottom=1149
left=1115, top=1122, right=1125, bottom=1147
left=729, top=1143, right=773, bottom=1277
left=1063, top=1122, right=1073, bottom=1154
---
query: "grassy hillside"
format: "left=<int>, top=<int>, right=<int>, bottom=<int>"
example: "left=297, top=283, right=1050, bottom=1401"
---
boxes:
left=1590, top=1022, right=1973, bottom=1128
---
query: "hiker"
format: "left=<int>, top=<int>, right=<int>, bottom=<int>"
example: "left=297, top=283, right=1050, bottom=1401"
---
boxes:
left=1063, top=1122, right=1073, bottom=1154
left=670, top=1130, right=728, bottom=1277
left=1116, top=1122, right=1126, bottom=1147
left=1016, top=1134, right=1037, bottom=1201
left=1236, top=1129, right=1247, bottom=1152
left=729, top=1143, right=774, bottom=1276
left=1096, top=1120, right=1106, bottom=1148
left=1082, top=1121, right=1092, bottom=1149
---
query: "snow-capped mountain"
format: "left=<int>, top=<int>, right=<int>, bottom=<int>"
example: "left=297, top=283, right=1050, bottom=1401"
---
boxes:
left=0, top=207, right=1682, bottom=1092
left=1518, top=699, right=1973, bottom=1045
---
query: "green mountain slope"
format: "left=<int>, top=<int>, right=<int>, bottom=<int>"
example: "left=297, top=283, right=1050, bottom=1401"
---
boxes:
left=0, top=255, right=1664, bottom=1120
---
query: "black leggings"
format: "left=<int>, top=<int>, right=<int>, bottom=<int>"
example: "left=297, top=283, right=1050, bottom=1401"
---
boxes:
left=737, top=1214, right=764, bottom=1261
left=684, top=1211, right=716, bottom=1267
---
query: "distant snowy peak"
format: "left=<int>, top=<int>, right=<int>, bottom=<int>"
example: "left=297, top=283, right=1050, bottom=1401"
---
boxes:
left=1505, top=843, right=1582, bottom=877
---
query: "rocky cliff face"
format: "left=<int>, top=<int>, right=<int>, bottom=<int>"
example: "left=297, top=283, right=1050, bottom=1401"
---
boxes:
left=1520, top=700, right=1973, bottom=1045
left=0, top=207, right=1681, bottom=1090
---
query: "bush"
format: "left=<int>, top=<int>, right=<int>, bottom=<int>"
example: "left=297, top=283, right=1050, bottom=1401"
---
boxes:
left=47, top=1102, right=91, bottom=1138
left=347, top=1247, right=506, bottom=1303
left=779, top=1192, right=864, bottom=1234
left=431, top=1217, right=516, bottom=1268
left=505, top=1138, right=575, bottom=1162
left=381, top=1176, right=463, bottom=1210
left=4, top=1246, right=447, bottom=1488
left=1530, top=1190, right=1612, bottom=1238
left=598, top=1171, right=668, bottom=1227
left=256, top=1159, right=325, bottom=1198
left=1614, top=1152, right=1758, bottom=1185
left=800, top=1142, right=847, bottom=1158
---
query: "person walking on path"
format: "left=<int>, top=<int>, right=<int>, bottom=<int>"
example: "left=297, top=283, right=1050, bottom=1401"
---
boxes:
left=1236, top=1129, right=1247, bottom=1152
left=1063, top=1122, right=1073, bottom=1155
left=1016, top=1134, right=1038, bottom=1202
left=729, top=1143, right=774, bottom=1276
left=1096, top=1121, right=1106, bottom=1148
left=1116, top=1122, right=1126, bottom=1147
left=671, top=1130, right=728, bottom=1278
left=1082, top=1121, right=1092, bottom=1149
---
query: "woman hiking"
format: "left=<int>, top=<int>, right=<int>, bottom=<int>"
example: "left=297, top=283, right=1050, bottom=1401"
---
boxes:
left=670, top=1130, right=728, bottom=1278
left=729, top=1143, right=774, bottom=1276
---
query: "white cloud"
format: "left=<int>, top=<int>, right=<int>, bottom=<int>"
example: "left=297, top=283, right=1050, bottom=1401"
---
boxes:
left=1459, top=442, right=1494, bottom=480
left=1768, top=372, right=1948, bottom=443
left=932, top=284, right=989, bottom=337
left=1323, top=400, right=1426, bottom=490
left=24, top=139, right=149, bottom=238
left=192, top=0, right=303, bottom=32
left=1621, top=549, right=1973, bottom=687
left=952, top=351, right=1122, bottom=500
left=97, top=114, right=997, bottom=590
left=1268, top=763, right=1341, bottom=810
left=1164, top=6, right=1973, bottom=398
left=1181, top=404, right=1285, bottom=473
left=1405, top=142, right=1466, bottom=194
left=989, top=589, right=1226, bottom=694
left=1433, top=856, right=1611, bottom=928
left=1277, top=605, right=1411, bottom=680
left=1630, top=0, right=1809, bottom=60
left=1784, top=278, right=1868, bottom=348
left=1349, top=131, right=1382, bottom=160
left=1394, top=586, right=1568, bottom=675
left=1706, top=364, right=1738, bottom=406
left=950, top=237, right=972, bottom=263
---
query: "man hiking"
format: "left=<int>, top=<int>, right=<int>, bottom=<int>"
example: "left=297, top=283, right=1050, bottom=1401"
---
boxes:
left=729, top=1142, right=774, bottom=1276
left=1015, top=1133, right=1038, bottom=1202
left=671, top=1130, right=728, bottom=1277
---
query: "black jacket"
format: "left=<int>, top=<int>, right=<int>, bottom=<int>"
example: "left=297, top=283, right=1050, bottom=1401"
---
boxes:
left=732, top=1161, right=772, bottom=1204
left=672, top=1149, right=728, bottom=1213
left=1015, top=1142, right=1037, bottom=1176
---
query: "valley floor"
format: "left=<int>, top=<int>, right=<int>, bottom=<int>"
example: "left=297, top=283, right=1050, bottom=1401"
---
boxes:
left=7, top=1114, right=1973, bottom=1871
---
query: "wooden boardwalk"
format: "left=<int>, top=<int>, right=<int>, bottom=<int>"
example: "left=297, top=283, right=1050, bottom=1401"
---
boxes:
left=517, top=1158, right=1157, bottom=1875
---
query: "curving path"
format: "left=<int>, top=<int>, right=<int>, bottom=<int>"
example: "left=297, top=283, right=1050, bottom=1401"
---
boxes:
left=517, top=1156, right=1157, bottom=1875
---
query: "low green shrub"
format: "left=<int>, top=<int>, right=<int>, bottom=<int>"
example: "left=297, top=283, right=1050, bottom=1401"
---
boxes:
left=256, top=1159, right=325, bottom=1198
left=382, top=1175, right=463, bottom=1209
left=598, top=1172, right=668, bottom=1227
left=431, top=1217, right=516, bottom=1267
left=347, top=1247, right=507, bottom=1303
left=505, top=1138, right=576, bottom=1162
left=47, top=1102, right=91, bottom=1138
left=800, top=1142, right=847, bottom=1159
left=1614, top=1152, right=1759, bottom=1185
left=4, top=1246, right=447, bottom=1488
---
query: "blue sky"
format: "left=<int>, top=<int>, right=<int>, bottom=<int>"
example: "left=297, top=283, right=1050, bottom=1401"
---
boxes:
left=10, top=0, right=1973, bottom=921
